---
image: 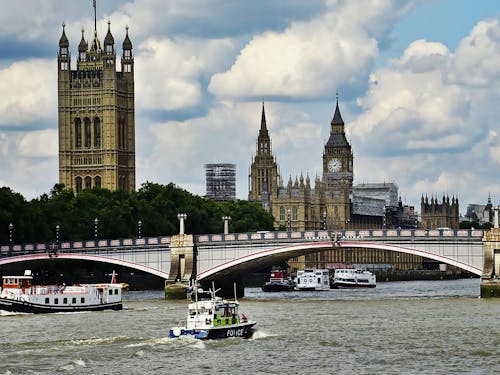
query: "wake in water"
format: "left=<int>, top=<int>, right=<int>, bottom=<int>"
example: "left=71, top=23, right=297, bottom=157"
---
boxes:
left=58, top=358, right=86, bottom=372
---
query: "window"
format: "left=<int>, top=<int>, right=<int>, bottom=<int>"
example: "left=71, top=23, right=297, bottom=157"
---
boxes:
left=63, top=298, right=68, bottom=304
left=75, top=177, right=82, bottom=193
left=94, top=176, right=101, bottom=188
left=79, top=51, right=86, bottom=60
left=72, top=297, right=76, bottom=304
left=85, top=176, right=92, bottom=189
left=75, top=118, right=82, bottom=148
left=124, top=63, right=131, bottom=73
left=94, top=117, right=101, bottom=148
left=84, top=118, right=91, bottom=147
left=60, top=61, right=68, bottom=70
left=45, top=297, right=49, bottom=304
left=106, top=44, right=113, bottom=53
left=81, top=297, right=85, bottom=303
left=279, top=207, right=285, bottom=221
left=54, top=298, right=59, bottom=305
left=292, top=207, right=298, bottom=220
left=124, top=50, right=131, bottom=58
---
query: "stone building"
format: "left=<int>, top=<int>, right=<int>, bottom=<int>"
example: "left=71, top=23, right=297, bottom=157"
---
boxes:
left=249, top=99, right=353, bottom=231
left=57, top=10, right=135, bottom=192
left=420, top=195, right=459, bottom=229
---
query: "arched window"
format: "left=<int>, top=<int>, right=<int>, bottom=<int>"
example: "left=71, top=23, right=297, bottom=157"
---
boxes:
left=75, top=177, right=82, bottom=193
left=94, top=176, right=101, bottom=188
left=75, top=118, right=82, bottom=148
left=85, top=176, right=92, bottom=189
left=292, top=207, right=298, bottom=220
left=84, top=118, right=91, bottom=147
left=121, top=119, right=127, bottom=149
left=94, top=117, right=101, bottom=148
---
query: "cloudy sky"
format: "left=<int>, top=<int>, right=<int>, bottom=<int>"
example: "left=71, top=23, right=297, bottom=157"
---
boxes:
left=1, top=0, right=500, bottom=214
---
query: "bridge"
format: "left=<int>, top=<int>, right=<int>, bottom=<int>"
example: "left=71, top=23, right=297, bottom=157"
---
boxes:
left=0, top=228, right=486, bottom=293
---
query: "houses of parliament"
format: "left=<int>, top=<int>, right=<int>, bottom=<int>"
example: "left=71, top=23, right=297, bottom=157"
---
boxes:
left=57, top=8, right=135, bottom=193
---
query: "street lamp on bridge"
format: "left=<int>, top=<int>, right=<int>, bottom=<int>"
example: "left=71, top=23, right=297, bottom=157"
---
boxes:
left=55, top=224, right=60, bottom=249
left=8, top=222, right=13, bottom=244
left=177, top=213, right=187, bottom=235
left=138, top=220, right=142, bottom=238
left=322, top=211, right=327, bottom=231
left=287, top=209, right=291, bottom=233
left=94, top=218, right=99, bottom=241
left=222, top=216, right=231, bottom=235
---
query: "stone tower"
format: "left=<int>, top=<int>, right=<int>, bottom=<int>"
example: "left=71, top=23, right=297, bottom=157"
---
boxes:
left=420, top=195, right=459, bottom=229
left=248, top=102, right=280, bottom=208
left=57, top=5, right=135, bottom=193
left=322, top=97, right=353, bottom=229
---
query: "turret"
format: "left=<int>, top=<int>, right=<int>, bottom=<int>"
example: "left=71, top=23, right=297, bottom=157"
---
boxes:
left=121, top=26, right=133, bottom=74
left=58, top=23, right=70, bottom=75
left=78, top=29, right=88, bottom=61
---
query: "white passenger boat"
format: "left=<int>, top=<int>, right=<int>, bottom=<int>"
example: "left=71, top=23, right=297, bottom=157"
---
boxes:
left=0, top=270, right=123, bottom=313
left=169, top=283, right=256, bottom=340
left=295, top=269, right=330, bottom=291
left=331, top=268, right=376, bottom=288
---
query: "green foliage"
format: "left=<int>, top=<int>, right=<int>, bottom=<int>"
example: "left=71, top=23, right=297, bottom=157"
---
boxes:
left=0, top=183, right=275, bottom=244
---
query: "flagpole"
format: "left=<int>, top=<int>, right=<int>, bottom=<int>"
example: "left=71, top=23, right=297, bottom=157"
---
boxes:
left=93, top=0, right=97, bottom=32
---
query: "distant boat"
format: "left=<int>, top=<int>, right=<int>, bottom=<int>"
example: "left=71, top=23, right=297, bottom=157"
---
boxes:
left=169, top=283, right=256, bottom=340
left=0, top=270, right=123, bottom=314
left=330, top=268, right=376, bottom=289
left=262, top=269, right=296, bottom=292
left=295, top=269, right=330, bottom=291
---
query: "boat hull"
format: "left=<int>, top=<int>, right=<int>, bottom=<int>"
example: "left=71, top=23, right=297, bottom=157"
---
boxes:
left=0, top=298, right=122, bottom=314
left=331, top=282, right=376, bottom=289
left=170, top=321, right=256, bottom=340
left=262, top=282, right=295, bottom=292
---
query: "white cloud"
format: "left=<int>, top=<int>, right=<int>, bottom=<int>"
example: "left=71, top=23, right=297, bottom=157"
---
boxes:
left=0, top=59, right=56, bottom=127
left=135, top=37, right=236, bottom=111
left=208, top=0, right=414, bottom=100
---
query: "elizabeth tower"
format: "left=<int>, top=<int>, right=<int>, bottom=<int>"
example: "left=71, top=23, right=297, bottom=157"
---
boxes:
left=57, top=5, right=135, bottom=193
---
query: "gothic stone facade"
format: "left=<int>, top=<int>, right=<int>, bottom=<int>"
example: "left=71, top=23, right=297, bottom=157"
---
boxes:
left=57, top=20, right=135, bottom=193
left=249, top=100, right=353, bottom=232
left=420, top=195, right=459, bottom=229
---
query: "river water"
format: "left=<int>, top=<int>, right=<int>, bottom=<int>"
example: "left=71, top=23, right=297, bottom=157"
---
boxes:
left=1, top=278, right=499, bottom=375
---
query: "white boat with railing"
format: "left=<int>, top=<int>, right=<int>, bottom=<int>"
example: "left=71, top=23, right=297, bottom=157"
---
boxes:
left=169, top=283, right=256, bottom=340
left=295, top=269, right=330, bottom=291
left=0, top=270, right=123, bottom=313
left=331, top=268, right=376, bottom=288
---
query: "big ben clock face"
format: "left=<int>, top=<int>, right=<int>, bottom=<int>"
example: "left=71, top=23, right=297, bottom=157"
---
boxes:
left=327, top=158, right=341, bottom=172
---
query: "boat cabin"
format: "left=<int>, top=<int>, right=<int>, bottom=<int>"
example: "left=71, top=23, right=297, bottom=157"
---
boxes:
left=2, top=270, right=33, bottom=291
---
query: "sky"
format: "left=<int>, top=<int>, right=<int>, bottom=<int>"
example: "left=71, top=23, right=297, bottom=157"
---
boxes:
left=1, top=0, right=500, bottom=215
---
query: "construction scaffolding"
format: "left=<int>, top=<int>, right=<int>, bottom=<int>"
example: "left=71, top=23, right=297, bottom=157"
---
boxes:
left=204, top=163, right=236, bottom=201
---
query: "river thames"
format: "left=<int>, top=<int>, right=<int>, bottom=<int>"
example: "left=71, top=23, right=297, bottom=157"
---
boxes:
left=0, top=278, right=499, bottom=374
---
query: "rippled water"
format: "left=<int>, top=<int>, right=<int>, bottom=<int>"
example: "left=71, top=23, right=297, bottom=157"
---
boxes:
left=1, top=279, right=499, bottom=375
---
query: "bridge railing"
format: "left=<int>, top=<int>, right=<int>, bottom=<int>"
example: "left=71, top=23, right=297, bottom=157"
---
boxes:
left=0, top=236, right=172, bottom=257
left=195, top=229, right=484, bottom=243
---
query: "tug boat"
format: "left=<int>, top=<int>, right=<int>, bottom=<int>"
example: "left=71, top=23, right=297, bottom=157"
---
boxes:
left=330, top=268, right=376, bottom=288
left=295, top=269, right=330, bottom=291
left=0, top=270, right=123, bottom=313
left=262, top=269, right=296, bottom=292
left=169, top=283, right=256, bottom=340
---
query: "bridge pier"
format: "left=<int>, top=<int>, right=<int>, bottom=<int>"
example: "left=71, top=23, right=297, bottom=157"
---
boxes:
left=481, top=210, right=500, bottom=297
left=164, top=233, right=195, bottom=298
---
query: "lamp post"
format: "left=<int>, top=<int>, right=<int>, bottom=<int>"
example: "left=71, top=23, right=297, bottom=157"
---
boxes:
left=177, top=213, right=187, bottom=235
left=322, top=211, right=327, bottom=231
left=9, top=222, right=13, bottom=244
left=94, top=218, right=99, bottom=241
left=222, top=216, right=231, bottom=235
left=138, top=220, right=142, bottom=238
left=383, top=206, right=386, bottom=229
left=56, top=224, right=60, bottom=248
left=287, top=209, right=291, bottom=233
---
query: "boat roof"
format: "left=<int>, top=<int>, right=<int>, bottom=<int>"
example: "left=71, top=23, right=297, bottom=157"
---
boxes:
left=2, top=275, right=33, bottom=279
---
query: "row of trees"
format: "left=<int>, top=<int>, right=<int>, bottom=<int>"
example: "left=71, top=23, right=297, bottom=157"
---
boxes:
left=0, top=182, right=275, bottom=244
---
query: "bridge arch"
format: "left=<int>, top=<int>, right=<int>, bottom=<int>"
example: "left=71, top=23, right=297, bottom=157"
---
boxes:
left=0, top=253, right=169, bottom=279
left=196, top=240, right=482, bottom=282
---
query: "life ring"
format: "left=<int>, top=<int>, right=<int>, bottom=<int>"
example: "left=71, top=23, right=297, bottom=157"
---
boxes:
left=172, top=327, right=181, bottom=337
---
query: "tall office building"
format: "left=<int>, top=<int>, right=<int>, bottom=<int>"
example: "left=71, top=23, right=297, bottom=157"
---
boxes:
left=57, top=5, right=135, bottom=192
